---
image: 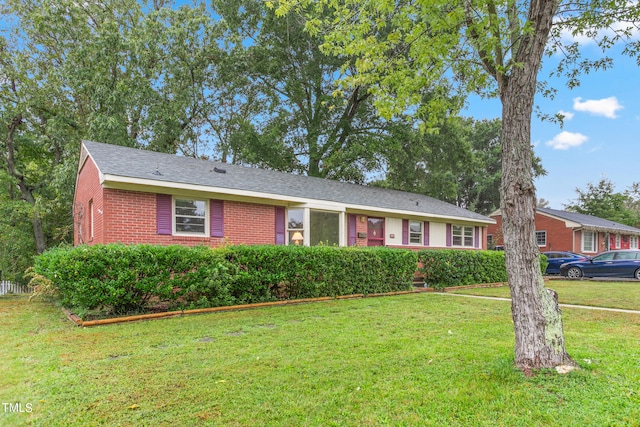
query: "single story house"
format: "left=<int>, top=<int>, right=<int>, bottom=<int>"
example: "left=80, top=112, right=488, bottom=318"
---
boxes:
left=74, top=141, right=494, bottom=250
left=487, top=207, right=640, bottom=254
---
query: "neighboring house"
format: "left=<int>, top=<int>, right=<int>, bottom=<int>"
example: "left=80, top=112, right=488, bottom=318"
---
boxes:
left=74, top=141, right=494, bottom=250
left=487, top=207, right=640, bottom=254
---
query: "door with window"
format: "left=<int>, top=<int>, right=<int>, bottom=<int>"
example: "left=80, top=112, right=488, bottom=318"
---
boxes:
left=367, top=217, right=384, bottom=246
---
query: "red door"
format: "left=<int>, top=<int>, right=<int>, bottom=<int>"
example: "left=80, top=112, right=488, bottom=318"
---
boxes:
left=367, top=217, right=384, bottom=246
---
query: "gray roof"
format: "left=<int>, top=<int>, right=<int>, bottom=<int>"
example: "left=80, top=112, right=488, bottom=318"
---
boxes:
left=537, top=207, right=640, bottom=235
left=81, top=140, right=493, bottom=224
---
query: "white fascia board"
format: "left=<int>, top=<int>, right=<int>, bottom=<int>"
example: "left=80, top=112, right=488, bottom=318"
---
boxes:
left=101, top=174, right=493, bottom=225
left=346, top=206, right=495, bottom=225
left=101, top=174, right=344, bottom=209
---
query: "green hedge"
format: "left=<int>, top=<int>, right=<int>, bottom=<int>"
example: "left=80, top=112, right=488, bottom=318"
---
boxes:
left=221, top=245, right=417, bottom=303
left=417, top=250, right=548, bottom=290
left=33, top=244, right=417, bottom=317
left=33, top=244, right=235, bottom=316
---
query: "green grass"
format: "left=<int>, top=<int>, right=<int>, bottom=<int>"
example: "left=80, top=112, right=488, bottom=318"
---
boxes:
left=1, top=292, right=639, bottom=426
left=449, top=280, right=640, bottom=311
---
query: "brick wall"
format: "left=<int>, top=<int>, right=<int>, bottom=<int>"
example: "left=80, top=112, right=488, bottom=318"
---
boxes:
left=74, top=157, right=104, bottom=245
left=355, top=215, right=368, bottom=246
left=488, top=212, right=575, bottom=252
left=532, top=213, right=574, bottom=252
left=223, top=201, right=276, bottom=245
left=98, top=189, right=278, bottom=247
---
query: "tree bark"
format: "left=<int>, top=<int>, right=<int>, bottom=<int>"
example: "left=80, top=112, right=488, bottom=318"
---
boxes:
left=499, top=0, right=574, bottom=370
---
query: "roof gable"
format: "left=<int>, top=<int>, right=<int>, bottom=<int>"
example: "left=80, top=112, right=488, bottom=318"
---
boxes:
left=80, top=140, right=494, bottom=224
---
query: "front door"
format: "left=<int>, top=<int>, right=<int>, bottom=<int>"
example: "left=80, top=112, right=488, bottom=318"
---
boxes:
left=367, top=217, right=384, bottom=246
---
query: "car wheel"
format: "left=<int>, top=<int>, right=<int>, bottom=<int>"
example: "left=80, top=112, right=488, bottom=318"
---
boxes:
left=566, top=267, right=583, bottom=279
left=635, top=268, right=640, bottom=280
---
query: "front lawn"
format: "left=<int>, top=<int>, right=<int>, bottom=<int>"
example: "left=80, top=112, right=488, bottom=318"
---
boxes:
left=1, top=293, right=638, bottom=426
left=449, top=280, right=640, bottom=311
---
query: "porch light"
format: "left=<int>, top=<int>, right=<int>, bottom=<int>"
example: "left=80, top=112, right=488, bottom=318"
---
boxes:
left=291, top=231, right=303, bottom=245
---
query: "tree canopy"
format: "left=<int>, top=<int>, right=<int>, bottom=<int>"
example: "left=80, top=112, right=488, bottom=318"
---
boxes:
left=273, top=0, right=640, bottom=370
left=1, top=0, right=516, bottom=282
left=565, top=178, right=640, bottom=227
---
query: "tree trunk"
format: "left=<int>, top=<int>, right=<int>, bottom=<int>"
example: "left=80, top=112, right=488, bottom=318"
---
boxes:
left=499, top=0, right=574, bottom=370
left=5, top=114, right=48, bottom=254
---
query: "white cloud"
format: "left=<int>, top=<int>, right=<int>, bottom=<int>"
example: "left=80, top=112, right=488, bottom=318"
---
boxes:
left=573, top=97, right=623, bottom=118
left=545, top=131, right=588, bottom=150
left=558, top=110, right=574, bottom=120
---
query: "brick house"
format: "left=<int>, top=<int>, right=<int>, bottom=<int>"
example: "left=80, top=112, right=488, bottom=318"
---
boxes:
left=74, top=141, right=494, bottom=250
left=487, top=207, right=640, bottom=254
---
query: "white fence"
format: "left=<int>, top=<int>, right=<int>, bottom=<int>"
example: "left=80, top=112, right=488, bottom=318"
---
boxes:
left=0, top=281, right=32, bottom=295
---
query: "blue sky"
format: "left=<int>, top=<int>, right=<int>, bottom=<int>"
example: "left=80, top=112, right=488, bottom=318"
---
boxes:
left=463, top=38, right=639, bottom=210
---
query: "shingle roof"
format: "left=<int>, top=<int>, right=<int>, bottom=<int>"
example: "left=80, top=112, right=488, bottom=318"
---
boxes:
left=537, top=207, right=640, bottom=235
left=81, top=140, right=493, bottom=224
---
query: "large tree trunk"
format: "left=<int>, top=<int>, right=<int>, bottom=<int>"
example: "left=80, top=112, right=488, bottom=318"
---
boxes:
left=499, top=0, right=574, bottom=370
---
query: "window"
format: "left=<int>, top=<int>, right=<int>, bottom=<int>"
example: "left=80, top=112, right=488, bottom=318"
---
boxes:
left=174, top=199, right=206, bottom=235
left=452, top=225, right=474, bottom=247
left=487, top=234, right=493, bottom=246
left=631, top=236, right=639, bottom=249
left=287, top=208, right=304, bottom=245
left=88, top=199, right=94, bottom=240
left=582, top=231, right=597, bottom=252
left=535, top=231, right=546, bottom=247
left=615, top=251, right=638, bottom=260
left=310, top=211, right=339, bottom=246
left=593, top=251, right=615, bottom=261
left=615, top=234, right=621, bottom=248
left=287, top=208, right=340, bottom=246
left=409, top=221, right=422, bottom=244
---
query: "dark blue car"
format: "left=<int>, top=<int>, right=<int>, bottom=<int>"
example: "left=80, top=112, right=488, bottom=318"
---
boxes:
left=542, top=251, right=588, bottom=275
left=559, top=249, right=640, bottom=279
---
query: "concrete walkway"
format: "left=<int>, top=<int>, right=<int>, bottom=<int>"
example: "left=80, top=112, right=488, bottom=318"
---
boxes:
left=435, top=292, right=640, bottom=315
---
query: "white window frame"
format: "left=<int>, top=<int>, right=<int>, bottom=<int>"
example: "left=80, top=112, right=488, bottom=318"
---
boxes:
left=615, top=234, right=621, bottom=248
left=287, top=208, right=344, bottom=246
left=535, top=230, right=547, bottom=247
left=173, top=198, right=208, bottom=236
left=630, top=235, right=638, bottom=249
left=409, top=220, right=423, bottom=245
left=581, top=231, right=597, bottom=253
left=452, top=225, right=474, bottom=247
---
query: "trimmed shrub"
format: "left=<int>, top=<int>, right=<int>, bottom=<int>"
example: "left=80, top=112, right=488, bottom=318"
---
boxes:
left=221, top=245, right=417, bottom=302
left=417, top=250, right=548, bottom=289
left=33, top=244, right=235, bottom=316
left=33, top=244, right=417, bottom=317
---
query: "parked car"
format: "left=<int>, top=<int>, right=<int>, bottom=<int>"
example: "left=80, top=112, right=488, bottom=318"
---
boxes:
left=542, top=251, right=588, bottom=275
left=559, top=249, right=640, bottom=279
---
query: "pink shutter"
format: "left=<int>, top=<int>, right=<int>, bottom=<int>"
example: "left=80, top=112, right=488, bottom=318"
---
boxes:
left=446, top=224, right=452, bottom=247
left=474, top=227, right=480, bottom=248
left=402, top=219, right=409, bottom=245
left=275, top=207, right=286, bottom=245
left=423, top=221, right=429, bottom=246
left=156, top=194, right=172, bottom=235
left=348, top=214, right=357, bottom=246
left=210, top=200, right=224, bottom=237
